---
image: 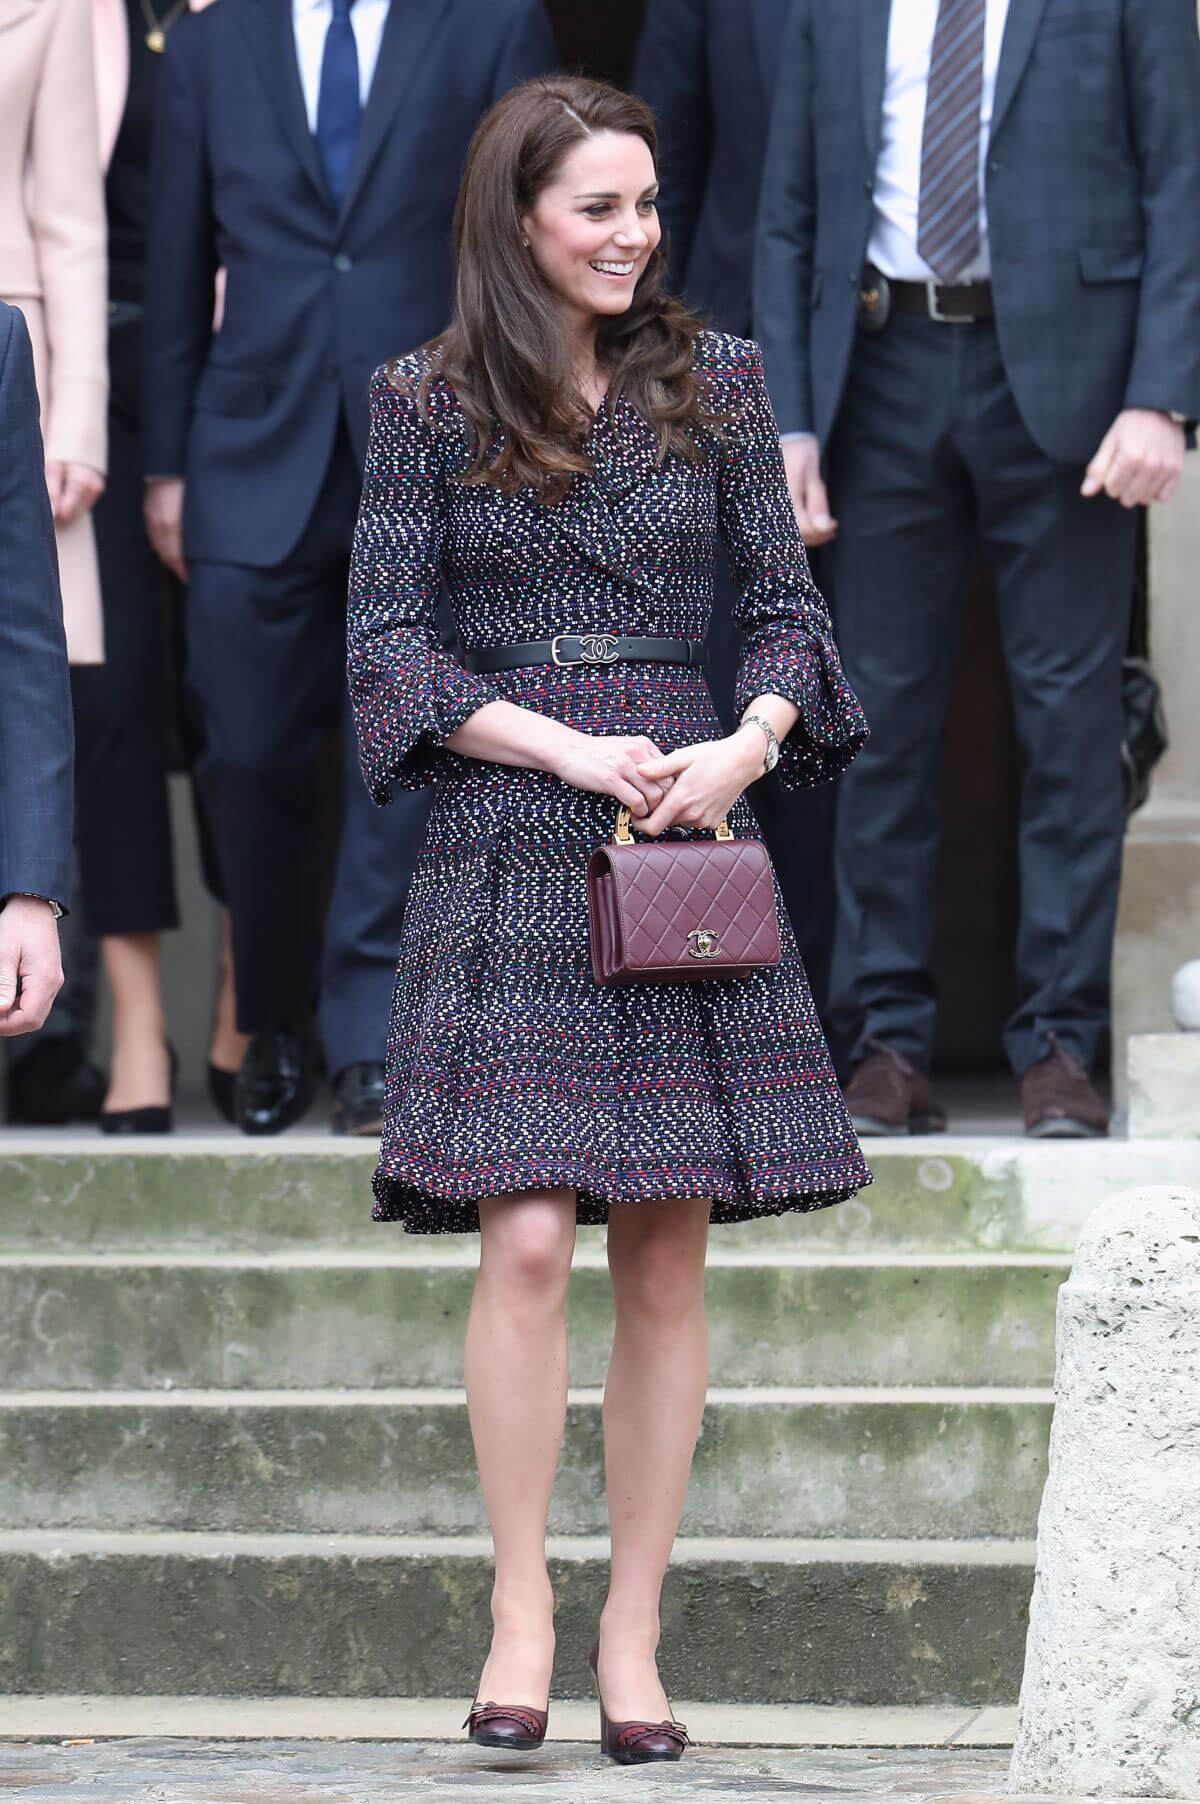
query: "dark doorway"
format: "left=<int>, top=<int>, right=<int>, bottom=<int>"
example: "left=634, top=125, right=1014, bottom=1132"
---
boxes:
left=544, top=1, right=645, bottom=84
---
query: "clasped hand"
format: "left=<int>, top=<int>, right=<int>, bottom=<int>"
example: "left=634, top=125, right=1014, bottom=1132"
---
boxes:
left=555, top=730, right=761, bottom=836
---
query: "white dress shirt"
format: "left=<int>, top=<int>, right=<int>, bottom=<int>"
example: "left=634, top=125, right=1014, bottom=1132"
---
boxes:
left=867, top=0, right=1012, bottom=283
left=293, top=0, right=390, bottom=126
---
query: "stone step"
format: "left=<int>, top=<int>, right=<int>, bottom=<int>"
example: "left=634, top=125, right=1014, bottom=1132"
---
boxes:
left=0, top=1252, right=1066, bottom=1389
left=0, top=1692, right=1020, bottom=1747
left=0, top=1386, right=1052, bottom=1540
left=0, top=1530, right=1035, bottom=1705
left=6, top=1135, right=1198, bottom=1254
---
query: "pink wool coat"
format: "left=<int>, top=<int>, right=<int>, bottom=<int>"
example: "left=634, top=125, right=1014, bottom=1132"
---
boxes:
left=1, top=0, right=108, bottom=663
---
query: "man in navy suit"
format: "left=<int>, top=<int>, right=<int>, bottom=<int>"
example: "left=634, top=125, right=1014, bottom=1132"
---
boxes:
left=631, top=0, right=841, bottom=1019
left=143, top=0, right=557, bottom=1134
left=0, top=303, right=73, bottom=1041
left=757, top=0, right=1200, bottom=1137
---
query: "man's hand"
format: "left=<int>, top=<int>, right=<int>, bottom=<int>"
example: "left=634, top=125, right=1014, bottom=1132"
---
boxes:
left=144, top=477, right=188, bottom=580
left=0, top=897, right=64, bottom=1037
left=45, top=461, right=105, bottom=526
left=1082, top=409, right=1186, bottom=508
left=781, top=436, right=838, bottom=545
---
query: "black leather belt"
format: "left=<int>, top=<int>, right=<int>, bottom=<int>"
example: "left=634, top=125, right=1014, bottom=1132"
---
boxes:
left=888, top=276, right=994, bottom=321
left=462, top=634, right=707, bottom=673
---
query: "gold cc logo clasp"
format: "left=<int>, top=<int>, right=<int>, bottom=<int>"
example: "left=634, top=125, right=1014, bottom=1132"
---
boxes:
left=686, top=927, right=725, bottom=960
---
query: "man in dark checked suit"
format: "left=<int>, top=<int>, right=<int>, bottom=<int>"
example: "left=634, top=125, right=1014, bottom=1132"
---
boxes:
left=631, top=0, right=842, bottom=1017
left=756, top=0, right=1200, bottom=1137
left=0, top=303, right=73, bottom=1043
left=143, top=0, right=557, bottom=1135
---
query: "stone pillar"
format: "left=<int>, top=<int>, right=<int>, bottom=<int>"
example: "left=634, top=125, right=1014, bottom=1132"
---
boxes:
left=1112, top=460, right=1200, bottom=1109
left=1008, top=1186, right=1200, bottom=1798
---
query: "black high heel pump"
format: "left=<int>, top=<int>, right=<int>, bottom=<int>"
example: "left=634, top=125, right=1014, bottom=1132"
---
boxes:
left=99, top=1044, right=179, bottom=1135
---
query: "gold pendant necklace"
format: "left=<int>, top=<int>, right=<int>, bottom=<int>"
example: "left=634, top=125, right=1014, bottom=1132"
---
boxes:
left=137, top=0, right=188, bottom=51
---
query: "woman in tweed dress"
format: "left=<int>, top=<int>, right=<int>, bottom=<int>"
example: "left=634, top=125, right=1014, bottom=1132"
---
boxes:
left=347, top=76, right=870, bottom=1760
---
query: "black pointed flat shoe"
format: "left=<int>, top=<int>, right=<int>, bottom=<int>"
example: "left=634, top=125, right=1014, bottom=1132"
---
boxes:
left=463, top=1699, right=549, bottom=1750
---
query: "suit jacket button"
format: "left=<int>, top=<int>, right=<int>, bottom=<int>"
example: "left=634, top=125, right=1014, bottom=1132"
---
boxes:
left=333, top=253, right=353, bottom=273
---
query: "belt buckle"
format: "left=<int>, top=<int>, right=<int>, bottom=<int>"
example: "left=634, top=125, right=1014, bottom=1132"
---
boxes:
left=551, top=632, right=620, bottom=666
left=926, top=278, right=974, bottom=324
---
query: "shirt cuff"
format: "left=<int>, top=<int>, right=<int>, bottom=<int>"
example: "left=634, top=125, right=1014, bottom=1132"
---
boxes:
left=1, top=893, right=64, bottom=919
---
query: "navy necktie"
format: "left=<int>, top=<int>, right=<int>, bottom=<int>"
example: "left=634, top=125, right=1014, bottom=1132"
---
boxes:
left=315, top=0, right=361, bottom=210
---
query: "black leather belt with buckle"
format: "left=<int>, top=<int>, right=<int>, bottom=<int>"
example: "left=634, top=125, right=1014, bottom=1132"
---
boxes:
left=857, top=267, right=994, bottom=329
left=462, top=634, right=708, bottom=673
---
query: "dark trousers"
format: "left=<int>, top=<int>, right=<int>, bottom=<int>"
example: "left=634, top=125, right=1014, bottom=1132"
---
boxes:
left=71, top=316, right=182, bottom=934
left=825, top=313, right=1135, bottom=1077
left=707, top=547, right=838, bottom=1024
left=185, top=420, right=431, bottom=1075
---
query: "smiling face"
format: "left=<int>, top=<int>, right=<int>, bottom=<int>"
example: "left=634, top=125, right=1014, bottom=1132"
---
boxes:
left=520, top=128, right=661, bottom=336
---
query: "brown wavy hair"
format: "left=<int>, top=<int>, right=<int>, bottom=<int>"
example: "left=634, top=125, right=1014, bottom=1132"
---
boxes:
left=410, top=75, right=722, bottom=505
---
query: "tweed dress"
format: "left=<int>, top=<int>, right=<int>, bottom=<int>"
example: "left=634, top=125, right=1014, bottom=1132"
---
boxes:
left=347, top=329, right=872, bottom=1233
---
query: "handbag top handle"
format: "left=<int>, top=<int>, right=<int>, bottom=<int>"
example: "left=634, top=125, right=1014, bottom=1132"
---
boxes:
left=613, top=805, right=734, bottom=845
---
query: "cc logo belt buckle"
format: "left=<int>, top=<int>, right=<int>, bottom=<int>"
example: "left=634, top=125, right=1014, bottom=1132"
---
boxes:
left=551, top=632, right=621, bottom=666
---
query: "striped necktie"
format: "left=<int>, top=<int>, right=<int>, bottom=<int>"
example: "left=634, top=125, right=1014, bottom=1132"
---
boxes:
left=917, top=0, right=988, bottom=281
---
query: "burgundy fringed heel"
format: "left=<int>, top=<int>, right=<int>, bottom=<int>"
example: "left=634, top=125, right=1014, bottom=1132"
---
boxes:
left=587, top=1640, right=690, bottom=1764
left=462, top=1699, right=549, bottom=1751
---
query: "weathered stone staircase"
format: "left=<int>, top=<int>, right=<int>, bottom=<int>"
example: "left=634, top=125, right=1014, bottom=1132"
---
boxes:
left=2, top=1135, right=1195, bottom=1711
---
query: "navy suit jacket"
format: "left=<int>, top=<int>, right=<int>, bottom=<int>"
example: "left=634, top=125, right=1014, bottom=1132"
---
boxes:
left=0, top=304, right=74, bottom=912
left=632, top=0, right=790, bottom=337
left=755, top=0, right=1200, bottom=463
left=143, top=0, right=558, bottom=569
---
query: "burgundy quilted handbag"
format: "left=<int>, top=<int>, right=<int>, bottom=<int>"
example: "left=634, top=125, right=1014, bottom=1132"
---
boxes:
left=587, top=806, right=781, bottom=984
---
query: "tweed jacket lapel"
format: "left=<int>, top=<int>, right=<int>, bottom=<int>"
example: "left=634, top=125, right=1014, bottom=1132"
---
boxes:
left=990, top=0, right=1052, bottom=142
left=237, top=0, right=330, bottom=208
left=550, top=391, right=663, bottom=600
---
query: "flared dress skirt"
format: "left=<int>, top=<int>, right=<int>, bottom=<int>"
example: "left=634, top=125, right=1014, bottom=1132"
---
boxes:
left=371, top=659, right=872, bottom=1231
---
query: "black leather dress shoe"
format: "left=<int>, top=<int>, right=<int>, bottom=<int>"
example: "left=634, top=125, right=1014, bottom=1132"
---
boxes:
left=330, top=1061, right=386, bottom=1137
left=6, top=1035, right=106, bottom=1126
left=234, top=1030, right=316, bottom=1136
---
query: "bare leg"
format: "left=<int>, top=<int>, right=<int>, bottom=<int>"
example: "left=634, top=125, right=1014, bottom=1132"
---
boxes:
left=467, top=1187, right=577, bottom=1708
left=597, top=1197, right=711, bottom=1722
left=101, top=933, right=170, bottom=1110
left=208, top=907, right=249, bottom=1074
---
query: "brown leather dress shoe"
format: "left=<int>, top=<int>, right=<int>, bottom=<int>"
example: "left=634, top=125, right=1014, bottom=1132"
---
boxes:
left=1022, top=1035, right=1109, bottom=1138
left=588, top=1642, right=690, bottom=1764
left=462, top=1699, right=548, bottom=1750
left=843, top=1037, right=946, bottom=1136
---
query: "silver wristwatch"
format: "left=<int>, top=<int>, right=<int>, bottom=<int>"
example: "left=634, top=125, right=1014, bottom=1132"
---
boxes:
left=740, top=712, right=780, bottom=775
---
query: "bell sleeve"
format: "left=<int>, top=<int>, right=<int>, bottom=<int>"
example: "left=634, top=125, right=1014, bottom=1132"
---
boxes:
left=347, top=366, right=500, bottom=802
left=712, top=335, right=868, bottom=790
